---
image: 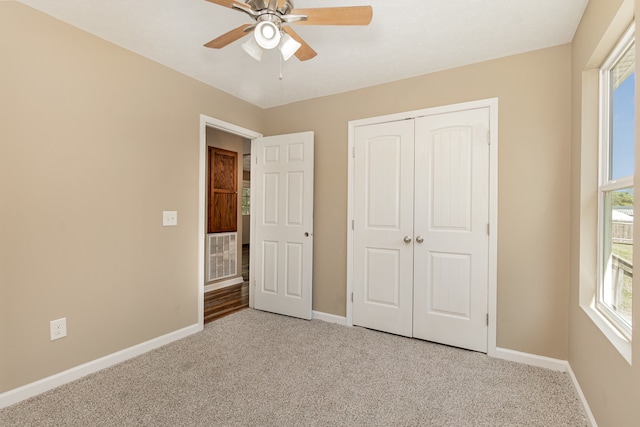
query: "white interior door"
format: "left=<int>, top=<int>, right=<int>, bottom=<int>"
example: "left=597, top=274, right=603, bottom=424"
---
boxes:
left=253, top=131, right=314, bottom=319
left=352, top=120, right=415, bottom=337
left=412, top=108, right=490, bottom=352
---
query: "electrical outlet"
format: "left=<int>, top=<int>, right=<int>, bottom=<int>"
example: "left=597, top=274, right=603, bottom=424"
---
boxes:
left=50, top=317, right=67, bottom=341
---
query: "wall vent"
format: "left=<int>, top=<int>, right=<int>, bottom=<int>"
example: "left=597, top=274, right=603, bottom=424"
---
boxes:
left=207, top=232, right=237, bottom=282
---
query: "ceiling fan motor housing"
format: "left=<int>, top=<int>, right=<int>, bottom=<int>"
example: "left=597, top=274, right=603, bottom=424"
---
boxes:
left=246, top=0, right=294, bottom=15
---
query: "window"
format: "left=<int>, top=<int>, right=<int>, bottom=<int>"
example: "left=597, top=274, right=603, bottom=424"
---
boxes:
left=241, top=180, right=251, bottom=216
left=598, top=24, right=635, bottom=338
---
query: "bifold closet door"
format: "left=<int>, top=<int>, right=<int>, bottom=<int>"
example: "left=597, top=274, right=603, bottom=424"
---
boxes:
left=412, top=108, right=490, bottom=352
left=352, top=120, right=415, bottom=337
left=352, top=106, right=491, bottom=353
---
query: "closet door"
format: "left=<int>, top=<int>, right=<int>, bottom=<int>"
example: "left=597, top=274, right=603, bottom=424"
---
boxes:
left=352, top=120, right=415, bottom=337
left=412, top=108, right=490, bottom=352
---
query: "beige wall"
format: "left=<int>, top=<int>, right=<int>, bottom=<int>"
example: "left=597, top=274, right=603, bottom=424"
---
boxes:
left=205, top=128, right=245, bottom=284
left=0, top=3, right=262, bottom=392
left=569, top=0, right=640, bottom=425
left=263, top=45, right=572, bottom=359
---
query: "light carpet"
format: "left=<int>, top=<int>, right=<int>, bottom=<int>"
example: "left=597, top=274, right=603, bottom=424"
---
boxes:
left=0, top=309, right=588, bottom=426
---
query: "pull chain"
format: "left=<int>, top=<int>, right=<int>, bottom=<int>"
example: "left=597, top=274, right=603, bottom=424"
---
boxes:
left=279, top=53, right=283, bottom=80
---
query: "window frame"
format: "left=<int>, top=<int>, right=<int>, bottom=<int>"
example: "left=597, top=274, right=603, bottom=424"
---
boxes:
left=597, top=22, right=635, bottom=340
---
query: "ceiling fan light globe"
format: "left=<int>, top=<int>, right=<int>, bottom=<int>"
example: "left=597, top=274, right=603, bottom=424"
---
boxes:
left=241, top=37, right=263, bottom=61
left=254, top=21, right=281, bottom=49
left=262, top=24, right=275, bottom=39
left=279, top=33, right=301, bottom=61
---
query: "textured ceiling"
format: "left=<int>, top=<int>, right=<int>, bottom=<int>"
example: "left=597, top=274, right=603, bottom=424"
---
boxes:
left=18, top=0, right=588, bottom=108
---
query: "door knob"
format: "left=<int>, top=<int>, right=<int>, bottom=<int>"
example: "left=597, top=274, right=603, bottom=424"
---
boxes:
left=415, top=236, right=424, bottom=243
left=403, top=236, right=412, bottom=243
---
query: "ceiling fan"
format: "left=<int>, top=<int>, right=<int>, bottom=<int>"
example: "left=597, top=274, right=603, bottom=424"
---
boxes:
left=204, top=0, right=373, bottom=61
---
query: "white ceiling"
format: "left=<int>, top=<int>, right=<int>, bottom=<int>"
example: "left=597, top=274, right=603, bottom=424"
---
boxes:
left=18, top=0, right=588, bottom=109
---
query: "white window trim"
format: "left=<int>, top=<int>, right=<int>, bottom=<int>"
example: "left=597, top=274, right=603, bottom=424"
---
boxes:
left=581, top=305, right=632, bottom=363
left=579, top=67, right=632, bottom=364
left=582, top=22, right=635, bottom=363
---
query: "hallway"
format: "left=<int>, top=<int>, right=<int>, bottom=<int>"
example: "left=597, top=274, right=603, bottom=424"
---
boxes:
left=203, top=244, right=250, bottom=324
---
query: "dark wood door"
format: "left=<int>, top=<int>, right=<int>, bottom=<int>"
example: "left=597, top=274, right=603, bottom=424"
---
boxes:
left=208, top=147, right=238, bottom=233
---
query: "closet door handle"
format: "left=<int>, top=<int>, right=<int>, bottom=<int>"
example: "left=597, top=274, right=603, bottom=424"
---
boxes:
left=403, top=236, right=412, bottom=244
left=415, top=236, right=424, bottom=243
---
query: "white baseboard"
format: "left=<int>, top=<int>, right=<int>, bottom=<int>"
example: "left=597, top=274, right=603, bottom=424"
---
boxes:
left=204, top=276, right=244, bottom=293
left=494, top=347, right=569, bottom=372
left=312, top=310, right=347, bottom=325
left=0, top=323, right=202, bottom=410
left=567, top=364, right=598, bottom=427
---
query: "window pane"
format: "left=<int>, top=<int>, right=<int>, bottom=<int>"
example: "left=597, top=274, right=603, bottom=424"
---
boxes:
left=241, top=185, right=250, bottom=216
left=601, top=188, right=633, bottom=328
left=610, top=42, right=635, bottom=180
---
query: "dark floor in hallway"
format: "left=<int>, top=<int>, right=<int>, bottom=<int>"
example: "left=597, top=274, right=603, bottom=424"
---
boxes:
left=204, top=244, right=250, bottom=324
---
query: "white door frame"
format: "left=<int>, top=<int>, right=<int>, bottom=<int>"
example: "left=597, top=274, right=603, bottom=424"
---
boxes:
left=346, top=98, right=499, bottom=356
left=198, top=114, right=262, bottom=329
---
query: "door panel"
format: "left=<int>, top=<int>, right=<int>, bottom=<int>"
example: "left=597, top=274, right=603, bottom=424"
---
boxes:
left=263, top=173, right=279, bottom=225
left=365, top=248, right=401, bottom=306
left=287, top=172, right=304, bottom=225
left=353, top=120, right=415, bottom=337
left=254, top=132, right=314, bottom=319
left=285, top=242, right=303, bottom=297
left=429, top=252, right=471, bottom=317
left=430, top=127, right=472, bottom=230
left=262, top=240, right=279, bottom=294
left=413, top=108, right=490, bottom=352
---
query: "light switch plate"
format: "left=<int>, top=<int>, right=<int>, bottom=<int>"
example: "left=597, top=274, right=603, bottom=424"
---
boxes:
left=163, top=211, right=177, bottom=226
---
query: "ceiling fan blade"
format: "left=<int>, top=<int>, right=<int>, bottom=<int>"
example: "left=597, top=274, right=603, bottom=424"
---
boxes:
left=204, top=24, right=253, bottom=49
left=283, top=26, right=317, bottom=61
left=205, top=0, right=250, bottom=10
left=291, top=6, right=373, bottom=26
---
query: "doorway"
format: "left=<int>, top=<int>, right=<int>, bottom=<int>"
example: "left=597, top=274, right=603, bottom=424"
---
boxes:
left=198, top=116, right=315, bottom=327
left=198, top=116, right=262, bottom=328
left=203, top=128, right=252, bottom=323
left=346, top=99, right=498, bottom=355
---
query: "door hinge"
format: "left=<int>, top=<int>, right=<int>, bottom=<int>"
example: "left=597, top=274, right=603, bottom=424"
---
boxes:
left=487, top=130, right=491, bottom=145
left=486, top=313, right=489, bottom=326
left=352, top=220, right=354, bottom=230
left=487, top=223, right=490, bottom=236
left=351, top=292, right=354, bottom=302
left=352, top=146, right=355, bottom=158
